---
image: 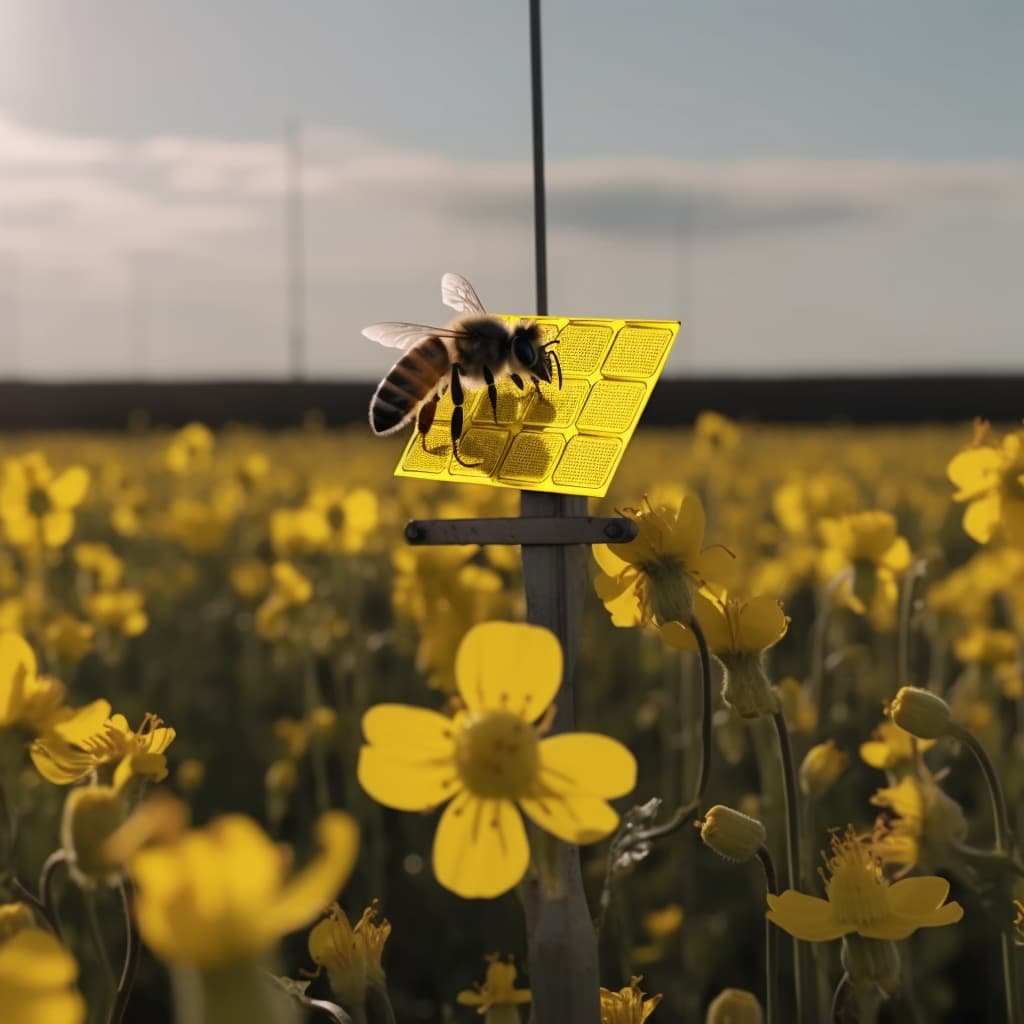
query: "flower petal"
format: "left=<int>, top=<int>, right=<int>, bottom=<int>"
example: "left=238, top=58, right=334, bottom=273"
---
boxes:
left=42, top=512, right=74, bottom=548
left=601, top=583, right=643, bottom=628
left=455, top=622, right=562, bottom=719
left=537, top=733, right=636, bottom=798
left=737, top=596, right=789, bottom=652
left=963, top=494, right=1000, bottom=545
left=693, top=546, right=736, bottom=592
left=688, top=590, right=733, bottom=652
left=518, top=790, right=619, bottom=845
left=432, top=792, right=529, bottom=898
left=659, top=620, right=696, bottom=651
left=265, top=811, right=360, bottom=937
left=361, top=704, right=455, bottom=757
left=664, top=494, right=704, bottom=561
left=592, top=543, right=631, bottom=577
left=49, top=467, right=90, bottom=510
left=0, top=633, right=37, bottom=724
left=886, top=875, right=950, bottom=915
left=947, top=448, right=1001, bottom=498
left=765, top=891, right=849, bottom=942
left=357, top=746, right=458, bottom=811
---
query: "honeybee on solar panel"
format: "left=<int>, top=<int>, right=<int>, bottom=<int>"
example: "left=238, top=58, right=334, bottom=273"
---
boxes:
left=363, top=273, right=562, bottom=467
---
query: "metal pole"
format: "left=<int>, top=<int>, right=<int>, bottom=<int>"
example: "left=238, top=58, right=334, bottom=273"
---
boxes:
left=529, top=0, right=548, bottom=317
left=522, top=2, right=600, bottom=1021
left=285, top=119, right=307, bottom=380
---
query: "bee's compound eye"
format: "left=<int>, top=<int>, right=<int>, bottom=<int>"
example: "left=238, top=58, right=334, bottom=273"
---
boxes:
left=513, top=335, right=537, bottom=368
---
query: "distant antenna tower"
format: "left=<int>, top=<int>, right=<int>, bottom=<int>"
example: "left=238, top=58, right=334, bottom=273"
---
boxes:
left=0, top=254, right=17, bottom=379
left=285, top=119, right=307, bottom=380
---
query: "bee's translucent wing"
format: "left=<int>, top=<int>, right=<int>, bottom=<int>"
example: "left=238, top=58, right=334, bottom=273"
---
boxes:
left=361, top=322, right=464, bottom=350
left=441, top=273, right=486, bottom=316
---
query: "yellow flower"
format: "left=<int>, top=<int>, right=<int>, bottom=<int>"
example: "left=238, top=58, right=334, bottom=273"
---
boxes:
left=948, top=428, right=1024, bottom=545
left=457, top=954, right=532, bottom=1015
left=953, top=626, right=1019, bottom=665
left=766, top=826, right=963, bottom=941
left=599, top=975, right=662, bottom=1023
left=776, top=677, right=818, bottom=735
left=164, top=422, right=215, bottom=475
left=255, top=561, right=313, bottom=640
left=799, top=740, right=849, bottom=799
left=662, top=592, right=788, bottom=718
left=773, top=471, right=859, bottom=538
left=44, top=616, right=95, bottom=665
left=0, top=903, right=33, bottom=943
left=0, top=927, right=86, bottom=1024
left=357, top=622, right=636, bottom=898
left=870, top=771, right=967, bottom=868
left=30, top=705, right=175, bottom=787
left=308, top=485, right=380, bottom=554
left=593, top=494, right=734, bottom=630
left=0, top=453, right=89, bottom=549
left=305, top=900, right=391, bottom=1006
left=83, top=588, right=148, bottom=638
left=817, top=511, right=911, bottom=630
left=705, top=988, right=763, bottom=1024
left=161, top=497, right=232, bottom=553
left=0, top=633, right=68, bottom=736
left=859, top=720, right=934, bottom=773
left=230, top=559, right=271, bottom=601
left=131, top=810, right=358, bottom=970
left=73, top=542, right=125, bottom=590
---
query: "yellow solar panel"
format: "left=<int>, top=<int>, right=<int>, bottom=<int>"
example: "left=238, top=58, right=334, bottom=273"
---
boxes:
left=393, top=315, right=680, bottom=497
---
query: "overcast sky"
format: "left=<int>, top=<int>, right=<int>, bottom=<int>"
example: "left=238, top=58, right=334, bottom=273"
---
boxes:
left=2, top=1, right=1023, bottom=380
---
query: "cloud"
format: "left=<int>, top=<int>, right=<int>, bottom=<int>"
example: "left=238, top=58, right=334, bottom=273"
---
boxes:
left=1, top=111, right=1022, bottom=378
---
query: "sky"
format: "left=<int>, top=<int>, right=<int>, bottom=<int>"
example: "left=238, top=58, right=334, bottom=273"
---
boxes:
left=1, top=0, right=1023, bottom=381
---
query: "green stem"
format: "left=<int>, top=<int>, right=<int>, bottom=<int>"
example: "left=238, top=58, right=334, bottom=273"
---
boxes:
left=810, top=570, right=849, bottom=721
left=772, top=710, right=808, bottom=1024
left=689, top=613, right=713, bottom=807
left=896, top=560, right=928, bottom=692
left=756, top=846, right=778, bottom=1024
left=830, top=971, right=849, bottom=1023
left=948, top=722, right=1019, bottom=1024
left=85, top=888, right=116, bottom=1020
left=303, top=654, right=331, bottom=812
left=108, top=879, right=140, bottom=1024
left=39, top=849, right=67, bottom=940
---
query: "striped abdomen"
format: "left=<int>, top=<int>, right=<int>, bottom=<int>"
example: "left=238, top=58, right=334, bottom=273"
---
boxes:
left=369, top=336, right=451, bottom=435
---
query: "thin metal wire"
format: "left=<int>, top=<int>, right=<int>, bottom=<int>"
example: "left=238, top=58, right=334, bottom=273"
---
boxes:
left=529, top=0, right=548, bottom=316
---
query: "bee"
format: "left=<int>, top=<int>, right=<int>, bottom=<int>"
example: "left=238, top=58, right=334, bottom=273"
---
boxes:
left=364, top=273, right=562, bottom=467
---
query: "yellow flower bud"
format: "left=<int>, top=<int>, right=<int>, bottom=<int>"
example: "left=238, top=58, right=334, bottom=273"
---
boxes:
left=0, top=902, right=33, bottom=943
left=890, top=687, right=951, bottom=740
left=61, top=784, right=126, bottom=889
left=705, top=987, right=764, bottom=1024
left=176, top=757, right=205, bottom=793
left=308, top=706, right=338, bottom=742
left=265, top=758, right=298, bottom=796
left=698, top=805, right=767, bottom=863
left=799, top=740, right=849, bottom=799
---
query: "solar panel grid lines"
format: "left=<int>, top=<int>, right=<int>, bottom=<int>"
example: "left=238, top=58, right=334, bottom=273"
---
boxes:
left=393, top=314, right=680, bottom=497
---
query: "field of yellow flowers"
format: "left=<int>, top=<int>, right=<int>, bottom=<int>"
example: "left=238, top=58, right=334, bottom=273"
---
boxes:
left=1, top=413, right=1023, bottom=1024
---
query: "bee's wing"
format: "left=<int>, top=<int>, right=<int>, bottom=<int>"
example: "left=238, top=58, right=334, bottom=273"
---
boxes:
left=361, top=322, right=464, bottom=350
left=441, top=273, right=486, bottom=315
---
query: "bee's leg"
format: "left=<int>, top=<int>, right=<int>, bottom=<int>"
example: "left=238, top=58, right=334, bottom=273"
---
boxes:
left=417, top=395, right=440, bottom=453
left=510, top=373, right=525, bottom=390
left=449, top=363, right=481, bottom=468
left=483, top=365, right=499, bottom=422
left=547, top=349, right=563, bottom=390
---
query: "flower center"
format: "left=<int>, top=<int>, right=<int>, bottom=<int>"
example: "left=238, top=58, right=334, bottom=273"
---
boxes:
left=824, top=835, right=891, bottom=926
left=454, top=711, right=539, bottom=799
left=28, top=487, right=52, bottom=518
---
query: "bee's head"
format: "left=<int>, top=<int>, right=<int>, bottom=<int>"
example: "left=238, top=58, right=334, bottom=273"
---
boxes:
left=511, top=323, right=550, bottom=383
